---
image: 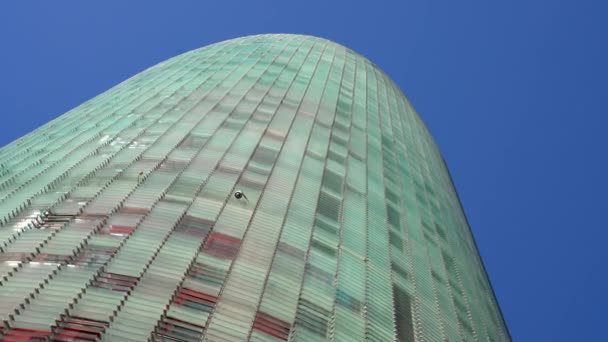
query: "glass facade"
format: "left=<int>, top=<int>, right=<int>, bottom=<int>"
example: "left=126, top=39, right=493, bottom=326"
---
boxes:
left=0, top=34, right=509, bottom=341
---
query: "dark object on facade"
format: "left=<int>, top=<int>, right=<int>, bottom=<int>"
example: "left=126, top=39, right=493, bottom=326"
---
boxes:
left=234, top=190, right=248, bottom=200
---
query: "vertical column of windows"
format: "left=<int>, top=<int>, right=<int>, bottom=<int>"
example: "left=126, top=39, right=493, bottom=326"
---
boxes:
left=395, top=87, right=472, bottom=342
left=384, top=82, right=426, bottom=342
left=249, top=46, right=339, bottom=341
left=150, top=37, right=314, bottom=342
left=411, top=88, right=466, bottom=341
left=391, top=75, right=454, bottom=342
left=404, top=98, right=490, bottom=342
left=201, top=40, right=332, bottom=342
left=452, top=206, right=490, bottom=341
left=328, top=50, right=367, bottom=342
left=377, top=73, right=415, bottom=342
left=242, top=43, right=328, bottom=342
left=344, top=53, right=371, bottom=342
left=289, top=46, right=346, bottom=342
left=363, top=61, right=398, bottom=342
left=269, top=44, right=340, bottom=342
left=403, top=99, right=449, bottom=342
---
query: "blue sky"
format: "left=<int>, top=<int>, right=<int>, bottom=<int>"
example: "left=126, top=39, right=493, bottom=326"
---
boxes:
left=1, top=1, right=606, bottom=340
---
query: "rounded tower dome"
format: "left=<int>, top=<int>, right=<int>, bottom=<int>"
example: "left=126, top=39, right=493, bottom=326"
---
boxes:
left=0, top=34, right=509, bottom=341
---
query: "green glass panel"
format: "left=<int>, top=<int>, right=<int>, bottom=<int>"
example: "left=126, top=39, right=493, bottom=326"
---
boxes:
left=0, top=34, right=509, bottom=342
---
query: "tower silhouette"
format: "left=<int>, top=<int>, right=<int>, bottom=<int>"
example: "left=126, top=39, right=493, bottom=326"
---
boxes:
left=0, top=34, right=509, bottom=341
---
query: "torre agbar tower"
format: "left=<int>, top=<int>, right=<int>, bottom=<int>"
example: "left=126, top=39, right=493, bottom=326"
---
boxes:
left=0, top=35, right=509, bottom=342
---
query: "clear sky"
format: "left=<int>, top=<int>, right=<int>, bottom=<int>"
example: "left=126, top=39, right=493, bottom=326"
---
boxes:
left=1, top=1, right=606, bottom=340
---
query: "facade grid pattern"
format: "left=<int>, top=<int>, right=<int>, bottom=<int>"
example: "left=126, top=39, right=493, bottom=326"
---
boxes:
left=0, top=34, right=509, bottom=342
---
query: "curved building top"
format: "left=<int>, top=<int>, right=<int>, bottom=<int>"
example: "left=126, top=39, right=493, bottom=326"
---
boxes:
left=0, top=34, right=508, bottom=341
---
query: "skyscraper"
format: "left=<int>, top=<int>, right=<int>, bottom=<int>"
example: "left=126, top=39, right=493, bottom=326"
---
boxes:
left=0, top=34, right=509, bottom=341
